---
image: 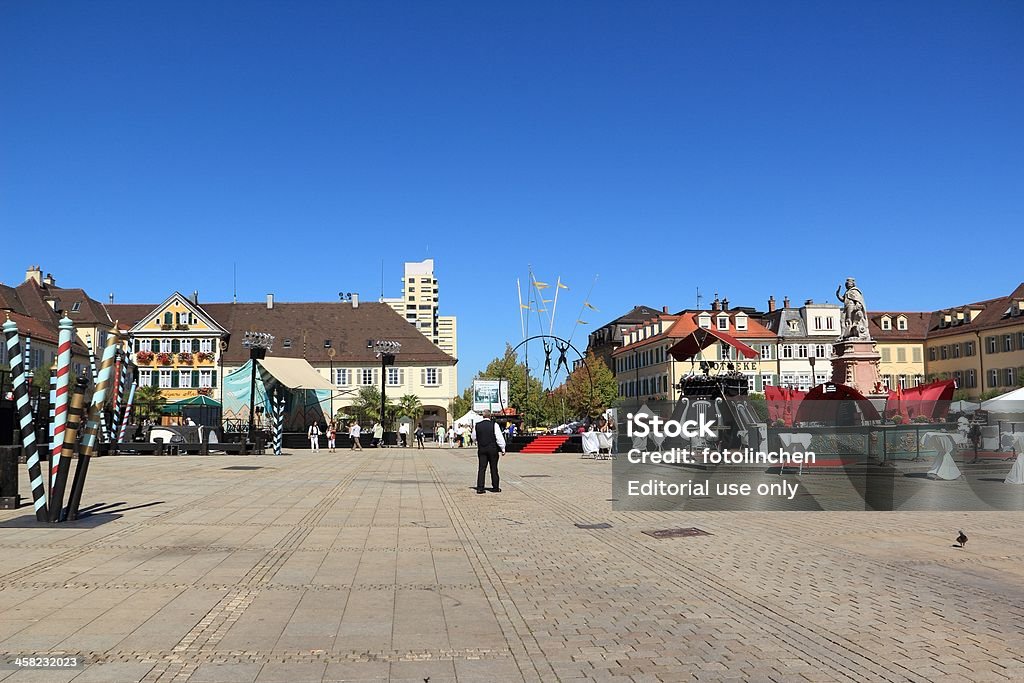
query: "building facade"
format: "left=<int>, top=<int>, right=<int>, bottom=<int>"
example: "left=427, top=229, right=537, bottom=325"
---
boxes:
left=763, top=297, right=841, bottom=391
left=869, top=312, right=927, bottom=390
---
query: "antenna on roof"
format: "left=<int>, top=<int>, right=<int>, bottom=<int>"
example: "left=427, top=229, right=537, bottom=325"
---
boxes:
left=380, top=259, right=384, bottom=301
left=233, top=262, right=237, bottom=304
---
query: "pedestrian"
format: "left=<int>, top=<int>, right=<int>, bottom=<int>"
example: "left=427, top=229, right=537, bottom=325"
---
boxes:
left=349, top=421, right=363, bottom=451
left=307, top=422, right=321, bottom=452
left=398, top=421, right=409, bottom=448
left=447, top=425, right=456, bottom=447
left=436, top=423, right=446, bottom=446
left=474, top=410, right=506, bottom=494
left=415, top=423, right=425, bottom=449
left=372, top=421, right=384, bottom=447
left=327, top=422, right=337, bottom=452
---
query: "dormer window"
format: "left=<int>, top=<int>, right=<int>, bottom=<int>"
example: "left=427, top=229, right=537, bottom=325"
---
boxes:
left=881, top=316, right=892, bottom=330
left=70, top=302, right=81, bottom=312
left=735, top=314, right=748, bottom=331
left=788, top=320, right=799, bottom=332
left=698, top=314, right=711, bottom=329
left=283, top=338, right=292, bottom=349
left=897, top=316, right=907, bottom=331
left=716, top=315, right=729, bottom=331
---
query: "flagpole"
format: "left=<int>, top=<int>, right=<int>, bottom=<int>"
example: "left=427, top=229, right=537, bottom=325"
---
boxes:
left=516, top=278, right=526, bottom=339
left=549, top=277, right=561, bottom=337
left=568, top=274, right=599, bottom=344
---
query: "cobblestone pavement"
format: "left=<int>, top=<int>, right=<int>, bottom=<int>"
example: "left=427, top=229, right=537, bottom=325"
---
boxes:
left=1, top=449, right=1023, bottom=682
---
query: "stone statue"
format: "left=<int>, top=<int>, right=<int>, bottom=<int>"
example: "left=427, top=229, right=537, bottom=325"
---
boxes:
left=836, top=278, right=870, bottom=341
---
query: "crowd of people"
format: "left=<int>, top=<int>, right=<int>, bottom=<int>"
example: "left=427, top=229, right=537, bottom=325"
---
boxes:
left=306, top=417, right=521, bottom=451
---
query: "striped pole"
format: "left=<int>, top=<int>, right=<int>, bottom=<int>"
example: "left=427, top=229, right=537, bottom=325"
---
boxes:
left=49, top=378, right=87, bottom=522
left=24, top=332, right=32, bottom=377
left=86, top=334, right=98, bottom=385
left=273, top=390, right=283, bottom=455
left=117, top=381, right=137, bottom=444
left=109, top=351, right=127, bottom=444
left=48, top=363, right=56, bottom=465
left=66, top=325, right=119, bottom=521
left=50, top=316, right=74, bottom=489
left=3, top=317, right=48, bottom=521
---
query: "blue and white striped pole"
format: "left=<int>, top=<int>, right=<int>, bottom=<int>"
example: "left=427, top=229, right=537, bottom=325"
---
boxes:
left=3, top=317, right=48, bottom=521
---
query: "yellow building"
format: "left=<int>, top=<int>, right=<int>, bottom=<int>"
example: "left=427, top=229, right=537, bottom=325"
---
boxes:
left=868, top=312, right=927, bottom=390
left=924, top=283, right=1024, bottom=398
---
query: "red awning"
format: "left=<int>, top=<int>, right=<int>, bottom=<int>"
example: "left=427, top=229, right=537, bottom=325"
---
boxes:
left=668, top=327, right=758, bottom=361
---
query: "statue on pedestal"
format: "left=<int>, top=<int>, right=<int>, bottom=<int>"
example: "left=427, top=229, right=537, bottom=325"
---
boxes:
left=836, top=278, right=870, bottom=341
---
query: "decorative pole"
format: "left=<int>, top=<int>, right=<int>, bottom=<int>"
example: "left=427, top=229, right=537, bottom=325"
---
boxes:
left=66, top=325, right=119, bottom=521
left=109, top=350, right=128, bottom=445
left=48, top=363, right=56, bottom=467
left=273, top=390, right=284, bottom=455
left=86, top=333, right=98, bottom=385
left=117, top=381, right=137, bottom=444
left=2, top=316, right=48, bottom=521
left=50, top=316, right=73, bottom=489
left=49, top=377, right=87, bottom=522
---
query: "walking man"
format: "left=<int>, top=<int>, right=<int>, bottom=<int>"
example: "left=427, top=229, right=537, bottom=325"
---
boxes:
left=475, top=410, right=506, bottom=494
left=349, top=421, right=363, bottom=451
left=308, top=422, right=321, bottom=452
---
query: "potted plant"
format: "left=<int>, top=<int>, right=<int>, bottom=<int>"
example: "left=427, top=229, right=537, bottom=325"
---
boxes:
left=178, top=351, right=193, bottom=364
left=157, top=352, right=173, bottom=366
left=135, top=350, right=154, bottom=364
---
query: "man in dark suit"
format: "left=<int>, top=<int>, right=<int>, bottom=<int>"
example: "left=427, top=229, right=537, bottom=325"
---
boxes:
left=475, top=410, right=507, bottom=493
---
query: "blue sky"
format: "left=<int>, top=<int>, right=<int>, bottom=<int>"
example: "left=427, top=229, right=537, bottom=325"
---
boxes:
left=2, top=1, right=1022, bottom=389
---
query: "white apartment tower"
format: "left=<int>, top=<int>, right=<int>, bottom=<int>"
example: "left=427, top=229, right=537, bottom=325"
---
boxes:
left=382, top=259, right=458, bottom=358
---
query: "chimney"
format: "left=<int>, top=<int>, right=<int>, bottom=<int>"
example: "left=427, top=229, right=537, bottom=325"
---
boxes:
left=351, top=293, right=359, bottom=308
left=266, top=293, right=274, bottom=310
left=768, top=295, right=776, bottom=312
left=42, top=273, right=56, bottom=287
left=711, top=294, right=721, bottom=312
left=805, top=299, right=813, bottom=305
left=722, top=297, right=730, bottom=310
left=783, top=296, right=791, bottom=308
left=662, top=305, right=669, bottom=314
left=25, top=265, right=41, bottom=285
left=192, top=290, right=199, bottom=305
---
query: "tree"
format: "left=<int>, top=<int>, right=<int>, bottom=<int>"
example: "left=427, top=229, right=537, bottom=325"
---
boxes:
left=352, top=386, right=395, bottom=424
left=451, top=386, right=472, bottom=420
left=474, top=344, right=550, bottom=425
left=562, top=351, right=618, bottom=419
left=135, top=385, right=166, bottom=421
left=397, top=394, right=424, bottom=423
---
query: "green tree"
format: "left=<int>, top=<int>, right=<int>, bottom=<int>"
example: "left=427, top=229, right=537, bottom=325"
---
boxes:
left=135, top=385, right=166, bottom=421
left=451, top=386, right=472, bottom=420
left=471, top=344, right=550, bottom=427
left=562, top=351, right=618, bottom=418
left=397, top=394, right=424, bottom=423
left=352, top=386, right=396, bottom=425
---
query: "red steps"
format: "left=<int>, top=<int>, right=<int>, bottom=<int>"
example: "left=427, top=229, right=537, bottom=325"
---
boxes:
left=520, top=435, right=570, bottom=454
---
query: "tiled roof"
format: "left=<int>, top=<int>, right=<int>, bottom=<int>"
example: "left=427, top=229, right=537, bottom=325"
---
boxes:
left=925, top=283, right=1024, bottom=338
left=106, top=300, right=456, bottom=365
left=612, top=310, right=775, bottom=355
left=869, top=311, right=929, bottom=340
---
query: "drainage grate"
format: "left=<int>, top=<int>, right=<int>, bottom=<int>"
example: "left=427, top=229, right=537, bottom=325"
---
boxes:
left=521, top=474, right=551, bottom=478
left=575, top=522, right=612, bottom=529
left=643, top=527, right=711, bottom=539
left=222, top=466, right=263, bottom=471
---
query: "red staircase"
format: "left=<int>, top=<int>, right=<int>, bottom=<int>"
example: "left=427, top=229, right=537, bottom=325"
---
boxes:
left=519, top=435, right=570, bottom=454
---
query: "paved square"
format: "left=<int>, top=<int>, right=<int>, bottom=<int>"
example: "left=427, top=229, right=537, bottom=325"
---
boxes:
left=1, top=449, right=1023, bottom=682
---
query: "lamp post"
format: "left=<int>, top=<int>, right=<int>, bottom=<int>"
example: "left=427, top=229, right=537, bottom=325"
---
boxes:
left=369, top=339, right=401, bottom=436
left=808, top=354, right=816, bottom=391
left=326, top=342, right=335, bottom=421
left=243, top=331, right=274, bottom=449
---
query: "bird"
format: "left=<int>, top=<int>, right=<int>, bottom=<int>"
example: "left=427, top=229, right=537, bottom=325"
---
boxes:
left=956, top=530, right=968, bottom=548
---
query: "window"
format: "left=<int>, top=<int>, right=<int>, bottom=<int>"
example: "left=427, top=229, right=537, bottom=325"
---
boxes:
left=951, top=344, right=960, bottom=359
left=881, top=317, right=892, bottom=330
left=987, top=336, right=998, bottom=354
left=761, top=374, right=774, bottom=387
left=912, top=347, right=922, bottom=362
left=159, top=369, right=172, bottom=388
left=759, top=344, right=772, bottom=360
left=200, top=339, right=213, bottom=353
left=781, top=345, right=793, bottom=359
left=989, top=369, right=999, bottom=388
left=716, top=316, right=729, bottom=330
left=735, top=316, right=748, bottom=331
left=387, top=367, right=404, bottom=386
left=781, top=372, right=796, bottom=388
left=140, top=369, right=152, bottom=387
left=70, top=302, right=81, bottom=312
left=163, top=312, right=173, bottom=326
left=965, top=341, right=975, bottom=356
left=928, top=348, right=936, bottom=361
left=1019, top=332, right=1024, bottom=349
left=815, top=372, right=828, bottom=386
left=179, top=370, right=191, bottom=388
left=746, top=374, right=757, bottom=392
left=160, top=339, right=172, bottom=353
left=324, top=339, right=332, bottom=349
left=814, top=344, right=827, bottom=358
left=1005, top=368, right=1015, bottom=386
left=814, top=316, right=823, bottom=330
left=283, top=339, right=292, bottom=349
left=897, top=317, right=908, bottom=331
left=940, top=346, right=948, bottom=360
left=180, top=339, right=190, bottom=353
left=825, top=317, right=834, bottom=330
left=334, top=368, right=351, bottom=386
left=360, top=368, right=375, bottom=385
left=966, top=369, right=976, bottom=388
left=199, top=370, right=213, bottom=388
left=698, top=314, right=711, bottom=329
left=719, top=344, right=732, bottom=361
left=896, top=348, right=906, bottom=362
left=422, top=368, right=442, bottom=386
left=898, top=375, right=907, bottom=390
left=880, top=348, right=891, bottom=362
left=138, top=338, right=152, bottom=352
left=1004, top=335, right=1014, bottom=352
left=796, top=344, right=808, bottom=358
left=954, top=370, right=963, bottom=387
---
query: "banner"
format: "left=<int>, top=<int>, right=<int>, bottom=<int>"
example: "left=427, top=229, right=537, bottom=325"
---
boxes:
left=472, top=379, right=509, bottom=413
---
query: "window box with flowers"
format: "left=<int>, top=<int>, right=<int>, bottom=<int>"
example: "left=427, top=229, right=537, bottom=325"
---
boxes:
left=175, top=324, right=190, bottom=331
left=157, top=352, right=173, bottom=366
left=196, top=351, right=215, bottom=363
left=136, top=350, right=155, bottom=364
left=197, top=387, right=213, bottom=396
left=178, top=351, right=194, bottom=364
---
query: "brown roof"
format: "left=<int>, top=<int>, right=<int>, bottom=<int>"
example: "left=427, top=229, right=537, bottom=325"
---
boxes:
left=106, top=300, right=455, bottom=366
left=868, top=311, right=929, bottom=341
left=925, top=283, right=1024, bottom=339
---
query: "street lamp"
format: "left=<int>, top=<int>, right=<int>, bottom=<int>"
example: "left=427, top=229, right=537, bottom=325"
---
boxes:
left=325, top=341, right=335, bottom=420
left=243, top=331, right=274, bottom=450
left=808, top=354, right=817, bottom=390
left=368, top=339, right=401, bottom=437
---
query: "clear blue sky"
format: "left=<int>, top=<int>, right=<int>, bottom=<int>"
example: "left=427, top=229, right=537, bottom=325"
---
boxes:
left=2, top=1, right=1022, bottom=389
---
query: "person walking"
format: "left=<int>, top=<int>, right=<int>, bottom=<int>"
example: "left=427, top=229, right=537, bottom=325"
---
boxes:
left=436, top=423, right=446, bottom=446
left=398, top=421, right=410, bottom=448
left=447, top=425, right=456, bottom=447
left=415, top=424, right=425, bottom=449
left=372, top=421, right=384, bottom=447
left=349, top=421, right=363, bottom=451
left=474, top=410, right=506, bottom=494
left=307, top=422, right=321, bottom=452
left=327, top=422, right=337, bottom=452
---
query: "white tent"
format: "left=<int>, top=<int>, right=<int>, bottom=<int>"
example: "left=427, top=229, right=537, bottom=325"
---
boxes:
left=981, top=387, right=1024, bottom=421
left=454, top=410, right=483, bottom=427
left=950, top=400, right=980, bottom=414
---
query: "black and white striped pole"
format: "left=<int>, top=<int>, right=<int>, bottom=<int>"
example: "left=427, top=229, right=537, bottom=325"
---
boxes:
left=3, top=316, right=48, bottom=521
left=49, top=377, right=87, bottom=523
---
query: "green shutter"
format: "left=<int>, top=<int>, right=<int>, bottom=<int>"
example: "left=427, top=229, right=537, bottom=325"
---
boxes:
left=172, top=339, right=180, bottom=353
left=211, top=370, right=217, bottom=385
left=134, top=339, right=140, bottom=352
left=171, top=372, right=179, bottom=388
left=192, top=372, right=199, bottom=388
left=164, top=312, right=172, bottom=325
left=192, top=339, right=200, bottom=352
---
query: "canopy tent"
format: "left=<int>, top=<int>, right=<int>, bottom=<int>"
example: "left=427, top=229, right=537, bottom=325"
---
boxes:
left=222, top=358, right=332, bottom=431
left=167, top=395, right=221, bottom=408
left=454, top=410, right=483, bottom=427
left=796, top=383, right=881, bottom=424
left=950, top=400, right=980, bottom=414
left=885, top=380, right=956, bottom=421
left=668, top=327, right=758, bottom=361
left=167, top=394, right=222, bottom=428
left=981, top=387, right=1024, bottom=421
